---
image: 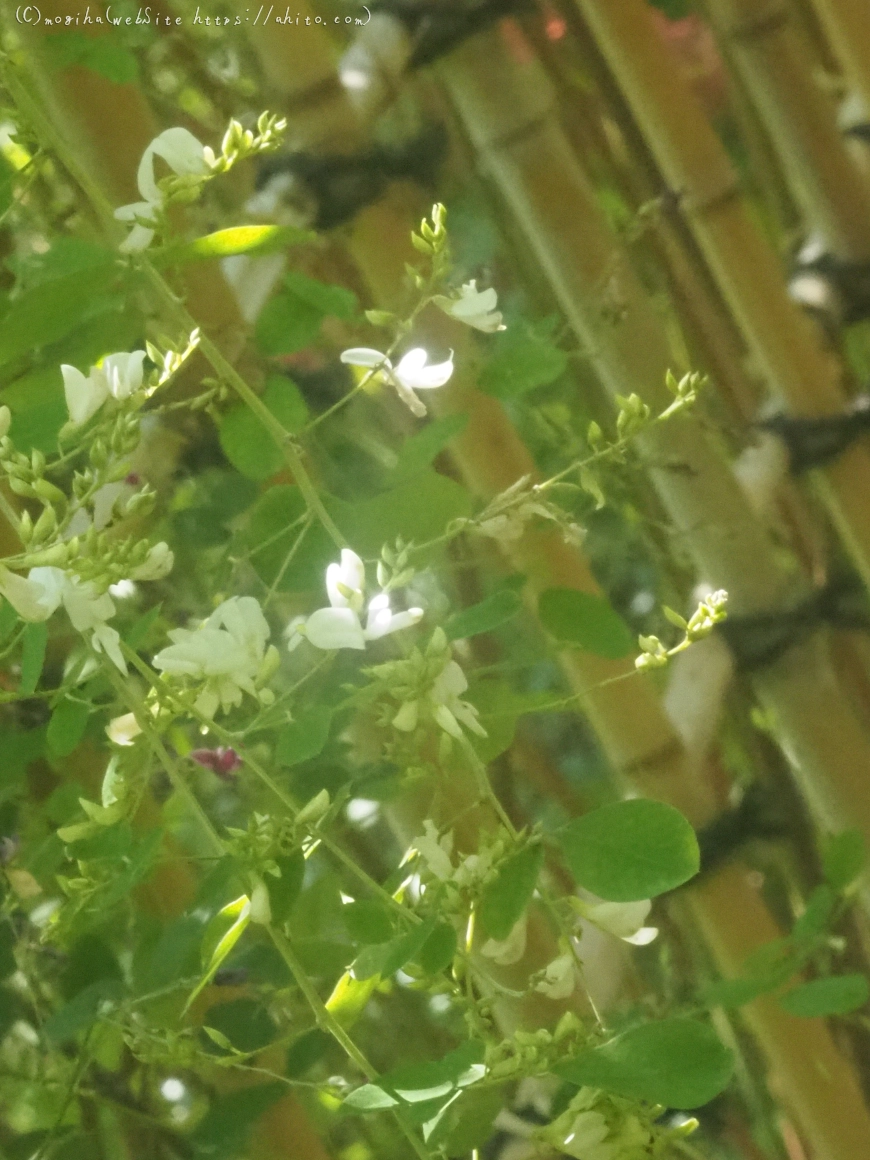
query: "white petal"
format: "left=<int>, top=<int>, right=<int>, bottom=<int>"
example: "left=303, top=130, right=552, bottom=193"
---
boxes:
left=583, top=899, right=651, bottom=940
left=62, top=365, right=108, bottom=426
left=101, top=350, right=146, bottom=400
left=326, top=549, right=365, bottom=610
left=623, top=926, right=659, bottom=946
left=393, top=379, right=428, bottom=418
left=92, top=624, right=127, bottom=673
left=26, top=568, right=68, bottom=617
left=535, top=953, right=576, bottom=999
left=119, top=223, right=156, bottom=254
left=395, top=348, right=454, bottom=390
left=106, top=712, right=141, bottom=746
left=138, top=127, right=208, bottom=202
left=340, top=347, right=392, bottom=370
left=0, top=566, right=57, bottom=621
left=131, top=542, right=174, bottom=581
left=114, top=199, right=159, bottom=224
left=305, top=607, right=366, bottom=650
left=433, top=703, right=464, bottom=740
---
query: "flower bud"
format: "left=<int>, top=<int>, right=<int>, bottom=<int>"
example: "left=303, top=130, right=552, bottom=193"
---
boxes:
left=0, top=406, right=11, bottom=439
left=33, top=479, right=67, bottom=506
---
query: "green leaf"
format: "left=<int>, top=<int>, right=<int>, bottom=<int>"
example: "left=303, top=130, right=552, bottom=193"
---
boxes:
left=44, top=32, right=139, bottom=84
left=20, top=622, right=47, bottom=696
left=0, top=266, right=120, bottom=367
left=344, top=470, right=472, bottom=559
left=823, top=830, right=865, bottom=891
left=219, top=375, right=309, bottom=481
left=46, top=698, right=90, bottom=758
left=203, top=999, right=277, bottom=1053
left=538, top=589, right=634, bottom=658
left=173, top=225, right=314, bottom=261
left=343, top=900, right=395, bottom=946
left=702, top=974, right=780, bottom=1009
left=479, top=334, right=568, bottom=398
left=275, top=706, right=333, bottom=767
left=390, top=414, right=468, bottom=483
left=445, top=589, right=522, bottom=641
left=255, top=272, right=356, bottom=355
left=185, top=896, right=251, bottom=1012
left=351, top=918, right=436, bottom=981
left=191, top=1083, right=285, bottom=1157
left=559, top=799, right=700, bottom=901
left=557, top=1018, right=733, bottom=1109
left=43, top=978, right=125, bottom=1044
left=478, top=843, right=543, bottom=940
left=267, top=851, right=306, bottom=924
left=344, top=1085, right=400, bottom=1111
left=286, top=1028, right=331, bottom=1076
left=779, top=974, right=869, bottom=1018
left=791, top=885, right=836, bottom=944
left=418, top=922, right=458, bottom=976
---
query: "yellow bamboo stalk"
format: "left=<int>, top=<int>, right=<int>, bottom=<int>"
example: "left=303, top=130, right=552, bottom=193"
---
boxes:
left=248, top=18, right=870, bottom=1157
left=701, top=0, right=870, bottom=259
left=811, top=0, right=870, bottom=115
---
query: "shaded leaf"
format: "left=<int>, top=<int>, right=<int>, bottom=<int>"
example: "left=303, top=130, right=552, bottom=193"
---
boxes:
left=478, top=843, right=543, bottom=940
left=538, top=589, right=634, bottom=658
left=275, top=706, right=333, bottom=767
left=779, top=974, right=869, bottom=1018
left=445, top=589, right=522, bottom=641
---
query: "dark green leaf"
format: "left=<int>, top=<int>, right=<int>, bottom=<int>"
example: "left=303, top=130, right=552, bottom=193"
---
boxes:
left=445, top=589, right=522, bottom=641
left=46, top=698, right=90, bottom=758
left=791, top=885, right=836, bottom=944
left=538, top=588, right=634, bottom=659
left=478, top=843, right=543, bottom=940
left=779, top=974, right=869, bottom=1018
left=283, top=270, right=357, bottom=320
left=417, top=922, right=458, bottom=976
left=203, top=999, right=277, bottom=1053
left=390, top=414, right=468, bottom=483
left=267, top=851, right=306, bottom=924
left=557, top=1018, right=733, bottom=1109
left=559, top=799, right=700, bottom=901
left=219, top=376, right=309, bottom=481
left=343, top=899, right=395, bottom=946
left=351, top=919, right=436, bottom=981
left=275, top=706, right=333, bottom=767
left=479, top=334, right=567, bottom=398
left=43, top=979, right=124, bottom=1044
left=191, top=1083, right=284, bottom=1157
left=20, top=622, right=47, bottom=696
left=286, top=1028, right=331, bottom=1077
left=0, top=266, right=119, bottom=367
left=44, top=32, right=138, bottom=84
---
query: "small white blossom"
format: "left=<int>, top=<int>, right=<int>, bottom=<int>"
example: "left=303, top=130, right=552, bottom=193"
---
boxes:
left=154, top=595, right=274, bottom=718
left=560, top=1110, right=612, bottom=1160
left=434, top=280, right=506, bottom=333
left=340, top=346, right=454, bottom=417
left=429, top=658, right=486, bottom=740
left=115, top=127, right=211, bottom=252
left=61, top=350, right=146, bottom=426
left=412, top=819, right=454, bottom=881
left=481, top=914, right=528, bottom=965
left=130, top=542, right=174, bottom=581
left=249, top=877, right=272, bottom=925
left=290, top=549, right=423, bottom=652
left=535, top=952, right=576, bottom=1000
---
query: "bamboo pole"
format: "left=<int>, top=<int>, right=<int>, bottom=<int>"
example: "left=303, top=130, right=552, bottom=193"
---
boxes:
left=811, top=0, right=870, bottom=116
left=701, top=0, right=870, bottom=260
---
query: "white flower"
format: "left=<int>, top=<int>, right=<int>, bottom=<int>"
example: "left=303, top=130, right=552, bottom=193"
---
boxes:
left=434, top=280, right=506, bottom=333
left=578, top=899, right=658, bottom=946
left=291, top=549, right=423, bottom=652
left=561, top=1110, right=612, bottom=1160
left=412, top=819, right=454, bottom=881
left=392, top=655, right=486, bottom=741
left=535, top=952, right=576, bottom=1000
left=131, top=542, right=174, bottom=581
left=61, top=350, right=146, bottom=425
left=115, top=127, right=211, bottom=252
left=340, top=346, right=454, bottom=417
left=482, top=915, right=528, bottom=965
left=249, top=877, right=272, bottom=925
left=106, top=712, right=142, bottom=746
left=0, top=566, right=127, bottom=673
left=153, top=595, right=272, bottom=718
